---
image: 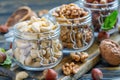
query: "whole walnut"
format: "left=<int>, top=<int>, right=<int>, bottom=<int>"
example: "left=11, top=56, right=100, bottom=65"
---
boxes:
left=99, top=39, right=120, bottom=66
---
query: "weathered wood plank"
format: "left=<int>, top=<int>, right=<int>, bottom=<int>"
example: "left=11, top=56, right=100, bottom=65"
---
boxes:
left=5, top=32, right=120, bottom=80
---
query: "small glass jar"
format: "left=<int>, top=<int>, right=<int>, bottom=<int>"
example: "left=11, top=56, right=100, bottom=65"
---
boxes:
left=12, top=17, right=63, bottom=71
left=49, top=3, right=94, bottom=53
left=83, top=0, right=119, bottom=32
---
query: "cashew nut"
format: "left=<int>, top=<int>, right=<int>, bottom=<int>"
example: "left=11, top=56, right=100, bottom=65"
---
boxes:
left=14, top=48, right=21, bottom=60
left=24, top=56, right=32, bottom=66
left=30, top=49, right=39, bottom=58
left=54, top=51, right=62, bottom=58
left=16, top=71, right=28, bottom=80
left=32, top=62, right=41, bottom=67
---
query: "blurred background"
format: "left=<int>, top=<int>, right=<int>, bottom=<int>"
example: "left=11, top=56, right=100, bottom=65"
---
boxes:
left=0, top=0, right=76, bottom=24
left=0, top=0, right=119, bottom=24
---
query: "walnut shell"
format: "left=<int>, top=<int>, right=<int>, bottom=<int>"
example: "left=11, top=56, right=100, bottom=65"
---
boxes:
left=99, top=39, right=120, bottom=66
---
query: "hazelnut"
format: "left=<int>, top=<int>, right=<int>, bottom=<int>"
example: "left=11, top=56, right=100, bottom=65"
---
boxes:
left=0, top=25, right=8, bottom=33
left=0, top=52, right=7, bottom=63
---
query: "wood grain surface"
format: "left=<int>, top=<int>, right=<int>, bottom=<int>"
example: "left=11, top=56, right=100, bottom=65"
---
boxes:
left=5, top=32, right=120, bottom=80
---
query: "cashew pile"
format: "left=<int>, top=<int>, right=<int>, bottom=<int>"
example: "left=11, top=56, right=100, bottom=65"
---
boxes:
left=62, top=62, right=80, bottom=75
left=70, top=52, right=89, bottom=62
left=52, top=3, right=93, bottom=49
left=13, top=17, right=62, bottom=67
left=15, top=16, right=58, bottom=39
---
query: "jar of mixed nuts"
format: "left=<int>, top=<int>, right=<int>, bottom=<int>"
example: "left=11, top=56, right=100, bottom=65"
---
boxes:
left=49, top=3, right=94, bottom=53
left=12, top=17, right=63, bottom=71
left=83, top=0, right=119, bottom=32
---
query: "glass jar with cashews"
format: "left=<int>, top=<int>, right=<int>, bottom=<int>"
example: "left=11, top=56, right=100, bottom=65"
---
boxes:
left=12, top=16, right=63, bottom=71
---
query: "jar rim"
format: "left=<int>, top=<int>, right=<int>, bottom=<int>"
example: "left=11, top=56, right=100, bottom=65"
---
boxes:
left=49, top=5, right=92, bottom=26
left=82, top=0, right=118, bottom=6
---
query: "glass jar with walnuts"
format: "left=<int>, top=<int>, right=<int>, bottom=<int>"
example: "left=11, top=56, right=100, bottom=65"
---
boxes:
left=49, top=3, right=94, bottom=53
left=12, top=17, right=63, bottom=71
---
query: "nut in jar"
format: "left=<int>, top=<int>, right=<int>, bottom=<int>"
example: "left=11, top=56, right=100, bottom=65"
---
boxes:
left=12, top=16, right=63, bottom=71
left=83, top=0, right=118, bottom=32
left=50, top=3, right=94, bottom=52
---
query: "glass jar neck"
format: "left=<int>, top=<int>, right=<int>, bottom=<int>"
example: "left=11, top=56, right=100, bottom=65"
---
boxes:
left=83, top=0, right=118, bottom=11
left=49, top=7, right=92, bottom=26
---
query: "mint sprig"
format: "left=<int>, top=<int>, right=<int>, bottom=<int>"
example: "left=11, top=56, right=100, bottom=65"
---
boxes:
left=101, top=10, right=118, bottom=31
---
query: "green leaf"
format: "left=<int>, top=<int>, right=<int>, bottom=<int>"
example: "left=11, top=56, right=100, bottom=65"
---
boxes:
left=0, top=48, right=6, bottom=53
left=102, top=10, right=118, bottom=31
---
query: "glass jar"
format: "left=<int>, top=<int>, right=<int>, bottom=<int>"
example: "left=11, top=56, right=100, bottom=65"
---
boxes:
left=12, top=17, right=63, bottom=71
left=83, top=0, right=119, bottom=32
left=49, top=3, right=94, bottom=53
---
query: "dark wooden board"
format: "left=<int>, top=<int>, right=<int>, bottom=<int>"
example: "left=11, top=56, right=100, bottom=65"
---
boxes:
left=5, top=32, right=120, bottom=80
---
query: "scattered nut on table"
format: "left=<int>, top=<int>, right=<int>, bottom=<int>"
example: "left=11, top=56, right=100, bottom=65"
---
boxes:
left=16, top=71, right=29, bottom=80
left=70, top=52, right=89, bottom=62
left=62, top=62, right=80, bottom=75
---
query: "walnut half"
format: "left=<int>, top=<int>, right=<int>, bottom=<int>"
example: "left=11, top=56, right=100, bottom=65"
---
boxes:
left=70, top=52, right=89, bottom=62
left=62, top=62, right=80, bottom=75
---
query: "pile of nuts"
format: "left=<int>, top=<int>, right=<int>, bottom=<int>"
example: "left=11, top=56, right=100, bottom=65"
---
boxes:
left=84, top=0, right=117, bottom=31
left=52, top=3, right=93, bottom=49
left=86, top=0, right=114, bottom=4
left=13, top=17, right=62, bottom=67
left=61, top=26, right=93, bottom=49
left=53, top=3, right=88, bottom=19
left=62, top=62, right=80, bottom=75
left=16, top=16, right=57, bottom=34
left=70, top=52, right=89, bottom=62
left=62, top=52, right=88, bottom=75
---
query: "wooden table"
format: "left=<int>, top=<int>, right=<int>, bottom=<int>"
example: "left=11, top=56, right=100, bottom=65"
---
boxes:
left=0, top=0, right=120, bottom=80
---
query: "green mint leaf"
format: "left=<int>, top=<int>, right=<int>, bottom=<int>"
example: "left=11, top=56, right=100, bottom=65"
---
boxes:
left=0, top=48, right=6, bottom=53
left=102, top=10, right=118, bottom=31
